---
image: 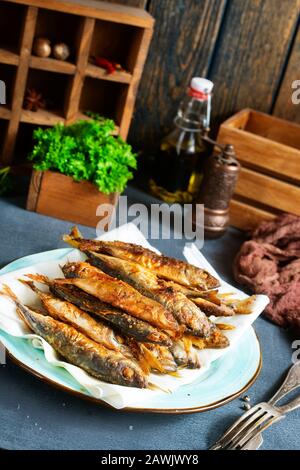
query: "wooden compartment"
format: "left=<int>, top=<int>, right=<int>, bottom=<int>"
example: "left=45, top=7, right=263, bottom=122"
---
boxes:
left=80, top=77, right=128, bottom=126
left=23, top=69, right=71, bottom=120
left=0, top=0, right=154, bottom=167
left=13, top=122, right=42, bottom=164
left=217, top=108, right=300, bottom=231
left=33, top=8, right=82, bottom=65
left=89, top=20, right=143, bottom=74
left=0, top=0, right=26, bottom=55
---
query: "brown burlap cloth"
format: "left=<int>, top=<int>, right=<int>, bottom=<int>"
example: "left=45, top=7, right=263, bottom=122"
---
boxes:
left=233, top=213, right=300, bottom=333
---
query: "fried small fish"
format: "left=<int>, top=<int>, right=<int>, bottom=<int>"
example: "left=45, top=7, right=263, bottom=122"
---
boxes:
left=185, top=328, right=230, bottom=349
left=86, top=251, right=213, bottom=338
left=21, top=279, right=132, bottom=357
left=27, top=274, right=172, bottom=346
left=61, top=262, right=182, bottom=339
left=1, top=285, right=147, bottom=388
left=63, top=227, right=220, bottom=290
left=128, top=340, right=178, bottom=374
left=191, top=297, right=235, bottom=317
left=170, top=339, right=201, bottom=369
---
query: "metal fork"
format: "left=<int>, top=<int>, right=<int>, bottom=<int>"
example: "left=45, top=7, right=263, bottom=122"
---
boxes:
left=210, top=360, right=300, bottom=450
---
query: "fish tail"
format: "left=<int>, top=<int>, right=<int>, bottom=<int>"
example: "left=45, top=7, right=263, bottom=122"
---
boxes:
left=0, top=284, right=18, bottom=302
left=71, top=226, right=83, bottom=239
left=62, top=226, right=83, bottom=248
left=62, top=234, right=80, bottom=248
left=19, top=278, right=40, bottom=294
left=0, top=284, right=34, bottom=330
left=25, top=273, right=50, bottom=285
left=139, top=344, right=168, bottom=374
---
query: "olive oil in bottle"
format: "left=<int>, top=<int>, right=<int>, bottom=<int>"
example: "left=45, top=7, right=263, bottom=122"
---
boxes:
left=150, top=77, right=213, bottom=203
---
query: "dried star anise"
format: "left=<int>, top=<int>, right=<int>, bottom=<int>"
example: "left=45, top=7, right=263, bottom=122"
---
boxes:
left=24, top=88, right=46, bottom=112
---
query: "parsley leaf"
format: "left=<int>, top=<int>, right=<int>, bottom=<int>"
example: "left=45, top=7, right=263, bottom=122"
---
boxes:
left=28, top=118, right=137, bottom=194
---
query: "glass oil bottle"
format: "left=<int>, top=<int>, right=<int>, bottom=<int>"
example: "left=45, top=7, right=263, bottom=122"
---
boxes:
left=149, top=77, right=213, bottom=203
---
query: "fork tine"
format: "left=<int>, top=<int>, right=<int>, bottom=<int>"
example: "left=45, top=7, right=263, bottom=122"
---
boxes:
left=209, top=405, right=262, bottom=450
left=226, top=411, right=274, bottom=449
left=238, top=415, right=285, bottom=450
left=219, top=408, right=268, bottom=449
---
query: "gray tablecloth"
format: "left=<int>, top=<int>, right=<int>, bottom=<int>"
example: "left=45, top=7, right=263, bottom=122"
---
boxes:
left=0, top=188, right=299, bottom=450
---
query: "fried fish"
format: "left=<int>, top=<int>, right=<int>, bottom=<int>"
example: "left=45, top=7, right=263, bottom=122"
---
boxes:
left=86, top=251, right=213, bottom=338
left=191, top=297, right=235, bottom=317
left=27, top=274, right=172, bottom=346
left=171, top=339, right=201, bottom=369
left=61, top=262, right=182, bottom=339
left=1, top=285, right=147, bottom=388
left=20, top=279, right=132, bottom=357
left=63, top=227, right=220, bottom=290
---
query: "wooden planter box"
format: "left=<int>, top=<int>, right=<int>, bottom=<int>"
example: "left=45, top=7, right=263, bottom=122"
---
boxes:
left=217, top=109, right=300, bottom=231
left=27, top=170, right=119, bottom=228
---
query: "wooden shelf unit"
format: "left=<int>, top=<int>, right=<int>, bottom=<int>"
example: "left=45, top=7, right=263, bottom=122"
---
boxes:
left=0, top=0, right=154, bottom=166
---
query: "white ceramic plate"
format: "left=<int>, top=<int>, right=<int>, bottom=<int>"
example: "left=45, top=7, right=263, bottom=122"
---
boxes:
left=0, top=248, right=261, bottom=413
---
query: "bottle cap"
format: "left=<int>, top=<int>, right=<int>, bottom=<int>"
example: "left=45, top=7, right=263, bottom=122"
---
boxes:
left=190, top=77, right=214, bottom=94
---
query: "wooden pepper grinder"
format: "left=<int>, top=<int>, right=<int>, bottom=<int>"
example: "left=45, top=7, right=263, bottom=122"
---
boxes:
left=195, top=142, right=240, bottom=238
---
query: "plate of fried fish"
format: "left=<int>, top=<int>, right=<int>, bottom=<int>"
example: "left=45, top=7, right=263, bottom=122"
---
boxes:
left=0, top=223, right=268, bottom=412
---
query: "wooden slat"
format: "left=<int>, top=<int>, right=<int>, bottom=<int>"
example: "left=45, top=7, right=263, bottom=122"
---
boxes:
left=118, top=26, right=153, bottom=139
left=1, top=5, right=38, bottom=165
left=245, top=109, right=300, bottom=149
left=0, top=106, right=11, bottom=120
left=85, top=63, right=132, bottom=84
left=21, top=109, right=65, bottom=125
left=236, top=167, right=300, bottom=216
left=129, top=0, right=226, bottom=149
left=29, top=56, right=76, bottom=75
left=230, top=199, right=275, bottom=232
left=26, top=170, right=43, bottom=211
left=9, top=0, right=154, bottom=28
left=273, top=25, right=300, bottom=124
left=0, top=48, right=19, bottom=66
left=208, top=0, right=300, bottom=125
left=218, top=124, right=300, bottom=184
left=104, top=0, right=147, bottom=7
left=65, top=17, right=95, bottom=122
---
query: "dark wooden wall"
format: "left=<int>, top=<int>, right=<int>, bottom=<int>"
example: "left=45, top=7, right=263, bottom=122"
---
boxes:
left=105, top=0, right=300, bottom=152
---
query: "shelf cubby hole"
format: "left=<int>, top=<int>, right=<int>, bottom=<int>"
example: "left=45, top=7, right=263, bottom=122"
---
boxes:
left=79, top=77, right=128, bottom=127
left=89, top=20, right=143, bottom=74
left=34, top=8, right=82, bottom=65
left=13, top=122, right=46, bottom=165
left=24, top=69, right=71, bottom=118
left=0, top=1, right=26, bottom=55
left=0, top=63, right=17, bottom=109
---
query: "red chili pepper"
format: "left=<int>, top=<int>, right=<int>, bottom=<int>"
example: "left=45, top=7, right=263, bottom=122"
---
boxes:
left=95, top=56, right=116, bottom=74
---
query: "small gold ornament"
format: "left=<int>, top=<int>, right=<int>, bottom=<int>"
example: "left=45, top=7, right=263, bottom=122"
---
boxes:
left=33, top=38, right=51, bottom=58
left=53, top=43, right=70, bottom=61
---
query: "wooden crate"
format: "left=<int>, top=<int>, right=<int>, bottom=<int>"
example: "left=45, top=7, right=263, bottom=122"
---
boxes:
left=0, top=0, right=154, bottom=166
left=27, top=170, right=119, bottom=228
left=217, top=109, right=300, bottom=231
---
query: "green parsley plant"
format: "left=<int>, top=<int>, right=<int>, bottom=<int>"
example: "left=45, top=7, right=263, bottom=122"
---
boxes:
left=28, top=118, right=137, bottom=194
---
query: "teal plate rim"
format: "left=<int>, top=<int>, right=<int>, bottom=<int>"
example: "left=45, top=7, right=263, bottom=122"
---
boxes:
left=0, top=248, right=262, bottom=414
